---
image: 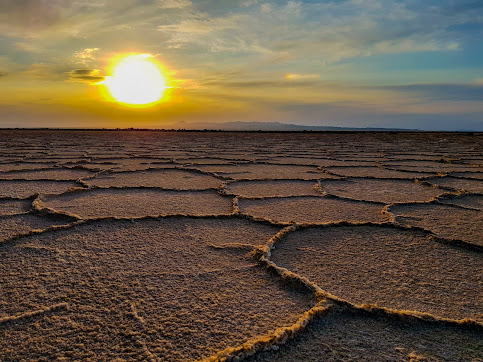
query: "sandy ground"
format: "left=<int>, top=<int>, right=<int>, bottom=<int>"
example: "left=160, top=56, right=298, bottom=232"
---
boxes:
left=0, top=130, right=481, bottom=361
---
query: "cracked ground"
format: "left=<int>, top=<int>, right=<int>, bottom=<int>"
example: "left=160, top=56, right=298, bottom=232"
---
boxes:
left=0, top=130, right=482, bottom=361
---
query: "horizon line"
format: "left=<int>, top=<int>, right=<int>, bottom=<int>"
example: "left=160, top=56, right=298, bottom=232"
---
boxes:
left=0, top=128, right=481, bottom=134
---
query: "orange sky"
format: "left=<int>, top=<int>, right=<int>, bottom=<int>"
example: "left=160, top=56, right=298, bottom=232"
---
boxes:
left=0, top=0, right=482, bottom=130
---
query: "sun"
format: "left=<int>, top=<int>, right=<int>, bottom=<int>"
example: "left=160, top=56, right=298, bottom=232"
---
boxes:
left=103, top=54, right=167, bottom=106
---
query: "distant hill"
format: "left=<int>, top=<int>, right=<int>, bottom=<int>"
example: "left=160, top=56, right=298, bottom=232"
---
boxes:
left=167, top=121, right=419, bottom=132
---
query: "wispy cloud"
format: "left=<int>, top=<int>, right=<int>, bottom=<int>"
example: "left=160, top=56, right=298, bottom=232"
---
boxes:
left=372, top=83, right=483, bottom=102
left=74, top=48, right=99, bottom=65
left=158, top=0, right=192, bottom=9
left=285, top=73, right=319, bottom=80
left=67, top=68, right=104, bottom=83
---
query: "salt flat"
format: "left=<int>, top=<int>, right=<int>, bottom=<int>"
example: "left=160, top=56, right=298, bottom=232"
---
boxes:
left=0, top=130, right=481, bottom=361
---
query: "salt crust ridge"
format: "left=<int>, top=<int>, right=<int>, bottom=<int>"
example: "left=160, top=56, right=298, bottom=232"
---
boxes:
left=0, top=131, right=481, bottom=361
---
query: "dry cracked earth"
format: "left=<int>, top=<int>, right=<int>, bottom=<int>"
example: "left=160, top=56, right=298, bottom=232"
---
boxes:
left=0, top=130, right=482, bottom=361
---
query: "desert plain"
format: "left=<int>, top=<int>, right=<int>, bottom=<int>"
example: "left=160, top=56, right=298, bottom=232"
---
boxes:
left=0, top=130, right=482, bottom=361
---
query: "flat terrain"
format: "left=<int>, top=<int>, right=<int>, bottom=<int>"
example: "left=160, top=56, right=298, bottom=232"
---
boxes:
left=0, top=130, right=481, bottom=361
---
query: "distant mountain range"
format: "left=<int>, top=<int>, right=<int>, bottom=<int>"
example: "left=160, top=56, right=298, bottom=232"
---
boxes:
left=6, top=121, right=479, bottom=132
left=166, top=121, right=419, bottom=131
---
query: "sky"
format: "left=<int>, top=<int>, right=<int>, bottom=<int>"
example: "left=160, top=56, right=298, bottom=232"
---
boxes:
left=0, top=0, right=482, bottom=130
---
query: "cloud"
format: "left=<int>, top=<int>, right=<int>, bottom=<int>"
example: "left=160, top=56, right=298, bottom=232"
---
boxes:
left=202, top=79, right=321, bottom=89
left=2, top=0, right=481, bottom=66
left=67, top=69, right=104, bottom=82
left=0, top=0, right=481, bottom=131
left=373, top=83, right=483, bottom=102
left=152, top=0, right=478, bottom=65
left=285, top=74, right=319, bottom=80
left=0, top=0, right=72, bottom=36
left=16, top=63, right=65, bottom=80
left=158, top=0, right=191, bottom=9
left=74, top=48, right=99, bottom=65
left=0, top=72, right=6, bottom=78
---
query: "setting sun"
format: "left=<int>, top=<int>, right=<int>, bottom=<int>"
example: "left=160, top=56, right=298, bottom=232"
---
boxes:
left=103, top=54, right=166, bottom=106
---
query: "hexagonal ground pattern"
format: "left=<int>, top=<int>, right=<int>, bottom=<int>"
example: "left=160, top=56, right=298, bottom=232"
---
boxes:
left=0, top=130, right=481, bottom=361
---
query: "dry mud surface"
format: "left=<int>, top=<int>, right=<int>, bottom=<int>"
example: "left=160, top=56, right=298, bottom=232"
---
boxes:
left=0, top=130, right=481, bottom=361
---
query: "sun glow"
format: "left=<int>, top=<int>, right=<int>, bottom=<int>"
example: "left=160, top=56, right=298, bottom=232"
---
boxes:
left=103, top=54, right=167, bottom=106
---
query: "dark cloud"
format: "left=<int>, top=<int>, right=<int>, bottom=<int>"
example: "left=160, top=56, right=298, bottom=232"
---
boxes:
left=0, top=72, right=7, bottom=77
left=67, top=69, right=104, bottom=82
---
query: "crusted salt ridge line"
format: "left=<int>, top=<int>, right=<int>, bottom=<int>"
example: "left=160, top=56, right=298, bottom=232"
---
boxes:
left=32, top=187, right=237, bottom=219
left=0, top=165, right=55, bottom=173
left=180, top=162, right=326, bottom=175
left=0, top=176, right=95, bottom=183
left=235, top=194, right=325, bottom=201
left=385, top=191, right=469, bottom=209
left=449, top=172, right=483, bottom=180
left=177, top=156, right=256, bottom=162
left=206, top=243, right=258, bottom=252
left=437, top=192, right=483, bottom=207
left=249, top=161, right=321, bottom=167
left=236, top=212, right=372, bottom=227
left=174, top=166, right=234, bottom=180
left=219, top=180, right=323, bottom=199
left=222, top=178, right=343, bottom=188
left=0, top=303, right=69, bottom=325
left=77, top=178, right=92, bottom=188
left=448, top=170, right=483, bottom=180
left=90, top=155, right=176, bottom=161
left=313, top=181, right=326, bottom=195
left=242, top=161, right=324, bottom=168
left=0, top=166, right=96, bottom=178
left=318, top=180, right=458, bottom=202
left=68, top=184, right=226, bottom=193
left=0, top=178, right=86, bottom=186
left=413, top=177, right=470, bottom=192
left=0, top=195, right=37, bottom=202
left=383, top=194, right=483, bottom=221
left=77, top=168, right=112, bottom=182
left=236, top=194, right=388, bottom=208
left=33, top=202, right=236, bottom=221
left=87, top=165, right=233, bottom=182
left=324, top=176, right=459, bottom=190
left=217, top=176, right=333, bottom=182
left=201, top=228, right=334, bottom=362
left=223, top=192, right=326, bottom=200
left=203, top=221, right=483, bottom=362
left=416, top=179, right=483, bottom=195
left=232, top=196, right=240, bottom=214
left=0, top=210, right=33, bottom=219
left=61, top=164, right=113, bottom=172
left=434, top=193, right=483, bottom=212
left=383, top=165, right=482, bottom=174
left=237, top=196, right=392, bottom=224
left=0, top=214, right=289, bottom=249
left=217, top=181, right=230, bottom=196
left=321, top=168, right=442, bottom=180
left=201, top=302, right=333, bottom=362
left=0, top=219, right=81, bottom=248
left=425, top=235, right=483, bottom=253
left=178, top=161, right=238, bottom=167
left=382, top=204, right=483, bottom=252
left=32, top=195, right=83, bottom=220
left=258, top=224, right=483, bottom=328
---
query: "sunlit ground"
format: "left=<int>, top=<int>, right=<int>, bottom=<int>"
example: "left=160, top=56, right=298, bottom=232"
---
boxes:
left=0, top=131, right=482, bottom=360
